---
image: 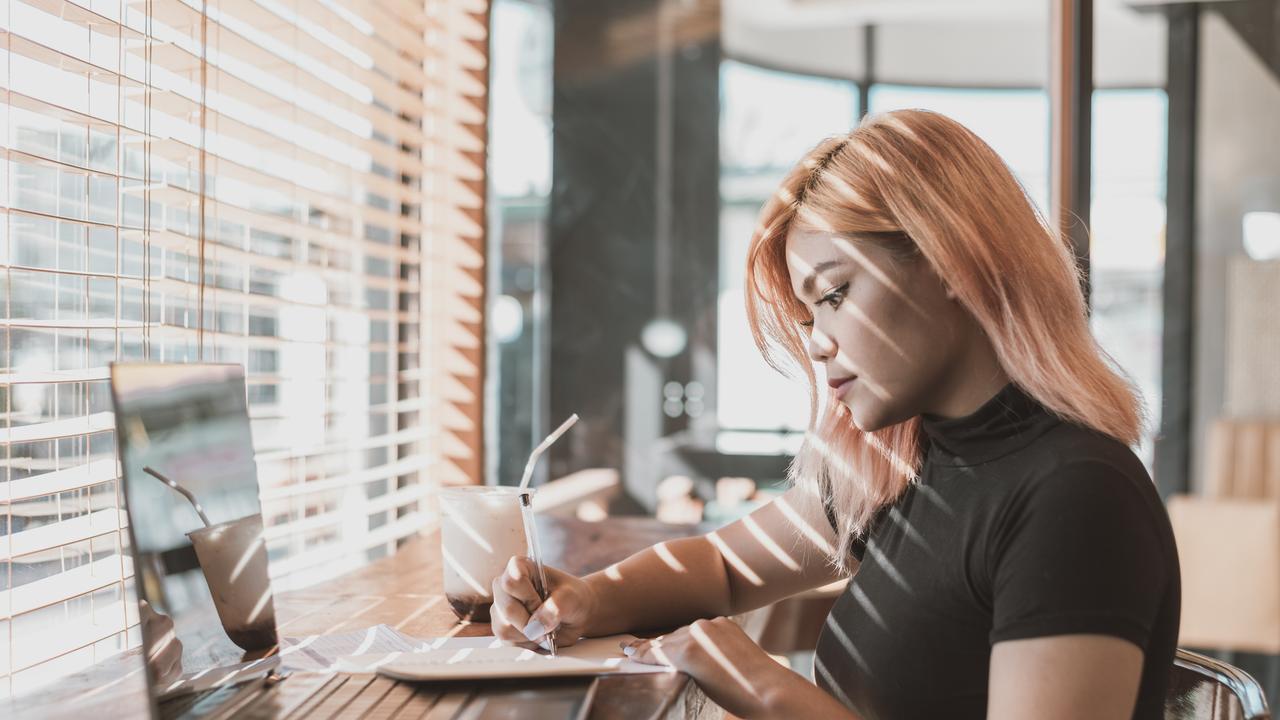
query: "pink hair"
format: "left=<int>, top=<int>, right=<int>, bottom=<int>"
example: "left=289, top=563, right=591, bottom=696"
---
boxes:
left=744, top=109, right=1145, bottom=568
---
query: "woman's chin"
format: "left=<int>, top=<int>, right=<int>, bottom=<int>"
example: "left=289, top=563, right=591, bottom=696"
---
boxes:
left=843, top=402, right=876, bottom=433
left=844, top=399, right=894, bottom=434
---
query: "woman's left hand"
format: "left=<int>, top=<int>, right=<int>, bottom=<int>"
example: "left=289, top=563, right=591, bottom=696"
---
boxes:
left=622, top=617, right=791, bottom=719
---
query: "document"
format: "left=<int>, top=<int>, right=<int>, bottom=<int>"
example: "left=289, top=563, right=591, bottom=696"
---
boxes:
left=342, top=633, right=674, bottom=681
left=157, top=625, right=420, bottom=697
left=279, top=624, right=429, bottom=671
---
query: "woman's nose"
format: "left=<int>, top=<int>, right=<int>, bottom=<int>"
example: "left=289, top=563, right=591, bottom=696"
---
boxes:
left=807, top=326, right=837, bottom=363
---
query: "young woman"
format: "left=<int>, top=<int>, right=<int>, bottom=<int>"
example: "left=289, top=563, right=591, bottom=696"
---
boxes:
left=490, top=109, right=1180, bottom=720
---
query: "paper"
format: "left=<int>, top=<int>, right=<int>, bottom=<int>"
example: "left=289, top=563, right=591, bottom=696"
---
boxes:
left=342, top=634, right=674, bottom=680
left=278, top=624, right=430, bottom=672
left=159, top=624, right=445, bottom=698
left=157, top=656, right=281, bottom=699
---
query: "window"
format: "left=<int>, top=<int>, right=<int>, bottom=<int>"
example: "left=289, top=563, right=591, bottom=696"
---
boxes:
left=1090, top=89, right=1168, bottom=467
left=869, top=85, right=1051, bottom=215
left=486, top=0, right=552, bottom=486
left=717, top=69, right=1167, bottom=468
left=1, top=0, right=488, bottom=698
left=717, top=60, right=859, bottom=432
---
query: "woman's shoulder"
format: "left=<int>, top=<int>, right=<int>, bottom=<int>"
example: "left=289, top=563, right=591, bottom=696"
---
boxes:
left=1027, top=422, right=1155, bottom=496
left=996, top=422, right=1173, bottom=551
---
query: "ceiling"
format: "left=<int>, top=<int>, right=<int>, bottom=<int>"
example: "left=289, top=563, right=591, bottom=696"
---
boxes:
left=722, top=0, right=1170, bottom=88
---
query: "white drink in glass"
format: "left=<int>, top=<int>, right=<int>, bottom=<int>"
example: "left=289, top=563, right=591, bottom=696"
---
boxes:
left=186, top=513, right=277, bottom=650
left=438, top=486, right=531, bottom=621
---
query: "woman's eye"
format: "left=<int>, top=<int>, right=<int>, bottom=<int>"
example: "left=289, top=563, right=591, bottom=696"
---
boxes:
left=799, top=319, right=814, bottom=328
left=820, top=282, right=849, bottom=308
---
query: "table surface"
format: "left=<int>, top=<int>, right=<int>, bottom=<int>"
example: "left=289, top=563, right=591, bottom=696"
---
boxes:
left=11, top=515, right=730, bottom=720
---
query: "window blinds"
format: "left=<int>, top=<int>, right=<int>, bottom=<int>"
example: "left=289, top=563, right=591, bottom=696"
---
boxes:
left=0, top=0, right=488, bottom=697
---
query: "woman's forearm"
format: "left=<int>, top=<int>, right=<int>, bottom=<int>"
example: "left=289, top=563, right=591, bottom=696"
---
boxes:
left=761, top=671, right=862, bottom=720
left=581, top=536, right=733, bottom=637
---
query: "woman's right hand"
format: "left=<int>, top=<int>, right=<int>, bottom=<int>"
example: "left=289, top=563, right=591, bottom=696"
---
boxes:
left=491, top=556, right=598, bottom=649
left=139, top=598, right=184, bottom=684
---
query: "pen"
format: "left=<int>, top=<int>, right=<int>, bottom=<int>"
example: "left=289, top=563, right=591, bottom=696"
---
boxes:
left=515, top=413, right=578, bottom=657
left=519, top=490, right=556, bottom=656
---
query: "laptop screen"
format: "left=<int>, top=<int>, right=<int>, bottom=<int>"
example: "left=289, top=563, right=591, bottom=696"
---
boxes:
left=110, top=363, right=278, bottom=699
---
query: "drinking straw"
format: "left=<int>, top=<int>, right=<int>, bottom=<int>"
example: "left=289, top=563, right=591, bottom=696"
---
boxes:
left=144, top=466, right=213, bottom=528
left=517, top=414, right=579, bottom=491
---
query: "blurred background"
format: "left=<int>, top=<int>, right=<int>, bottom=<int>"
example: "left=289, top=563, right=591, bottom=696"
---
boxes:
left=483, top=0, right=1280, bottom=695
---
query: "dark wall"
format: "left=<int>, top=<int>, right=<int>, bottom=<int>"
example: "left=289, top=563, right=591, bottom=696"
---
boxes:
left=547, top=0, right=720, bottom=485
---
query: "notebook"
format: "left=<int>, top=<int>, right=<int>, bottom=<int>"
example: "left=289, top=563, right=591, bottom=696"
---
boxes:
left=364, top=634, right=674, bottom=681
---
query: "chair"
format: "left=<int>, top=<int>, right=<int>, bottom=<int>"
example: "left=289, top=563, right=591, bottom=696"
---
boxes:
left=1166, top=648, right=1271, bottom=720
left=1168, top=419, right=1280, bottom=653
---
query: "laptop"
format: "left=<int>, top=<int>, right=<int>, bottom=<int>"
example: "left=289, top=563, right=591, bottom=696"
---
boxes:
left=109, top=363, right=596, bottom=720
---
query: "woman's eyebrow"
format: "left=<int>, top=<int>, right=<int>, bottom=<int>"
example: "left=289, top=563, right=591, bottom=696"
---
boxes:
left=800, top=260, right=845, bottom=296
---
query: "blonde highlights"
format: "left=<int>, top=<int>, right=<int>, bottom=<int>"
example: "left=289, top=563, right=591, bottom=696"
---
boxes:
left=744, top=109, right=1144, bottom=569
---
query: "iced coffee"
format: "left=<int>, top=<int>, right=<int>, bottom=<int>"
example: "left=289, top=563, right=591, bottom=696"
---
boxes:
left=186, top=513, right=277, bottom=650
left=439, top=486, right=531, bottom=622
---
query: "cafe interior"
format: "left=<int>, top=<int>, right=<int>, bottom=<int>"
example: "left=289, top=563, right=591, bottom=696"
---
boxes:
left=2, top=0, right=1280, bottom=717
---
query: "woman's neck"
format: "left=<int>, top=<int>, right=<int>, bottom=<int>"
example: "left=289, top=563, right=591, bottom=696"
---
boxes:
left=924, top=336, right=1009, bottom=420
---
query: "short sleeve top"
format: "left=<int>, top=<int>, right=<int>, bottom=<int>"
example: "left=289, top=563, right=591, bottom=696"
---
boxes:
left=813, top=383, right=1181, bottom=719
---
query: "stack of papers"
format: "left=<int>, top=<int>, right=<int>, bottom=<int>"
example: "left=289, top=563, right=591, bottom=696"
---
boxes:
left=361, top=635, right=673, bottom=680
left=158, top=625, right=669, bottom=697
left=281, top=625, right=671, bottom=679
left=279, top=624, right=430, bottom=671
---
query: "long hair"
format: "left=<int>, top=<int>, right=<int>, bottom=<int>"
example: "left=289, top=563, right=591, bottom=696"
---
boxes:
left=744, top=109, right=1144, bottom=569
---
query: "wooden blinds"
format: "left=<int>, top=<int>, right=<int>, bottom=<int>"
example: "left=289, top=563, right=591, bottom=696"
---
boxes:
left=0, top=0, right=488, bottom=697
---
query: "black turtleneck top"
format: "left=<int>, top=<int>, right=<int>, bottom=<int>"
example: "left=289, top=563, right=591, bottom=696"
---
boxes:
left=814, top=383, right=1180, bottom=719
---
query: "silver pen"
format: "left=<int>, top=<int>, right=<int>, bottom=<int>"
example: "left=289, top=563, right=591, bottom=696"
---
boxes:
left=514, top=414, right=578, bottom=656
left=519, top=490, right=556, bottom=656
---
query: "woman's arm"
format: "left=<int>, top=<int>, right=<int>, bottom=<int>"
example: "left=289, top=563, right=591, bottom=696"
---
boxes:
left=987, top=635, right=1144, bottom=719
left=625, top=616, right=862, bottom=720
left=492, top=484, right=851, bottom=645
left=581, top=484, right=851, bottom=637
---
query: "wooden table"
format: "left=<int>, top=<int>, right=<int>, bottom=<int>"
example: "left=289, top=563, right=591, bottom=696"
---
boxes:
left=11, top=516, right=737, bottom=719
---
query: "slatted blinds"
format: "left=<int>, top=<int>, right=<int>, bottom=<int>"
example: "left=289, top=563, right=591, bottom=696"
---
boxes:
left=0, top=0, right=489, bottom=697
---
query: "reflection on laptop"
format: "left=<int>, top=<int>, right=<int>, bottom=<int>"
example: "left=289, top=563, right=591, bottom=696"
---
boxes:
left=110, top=363, right=602, bottom=720
left=111, top=363, right=286, bottom=718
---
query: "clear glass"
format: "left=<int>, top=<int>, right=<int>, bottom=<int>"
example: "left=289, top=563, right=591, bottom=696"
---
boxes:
left=437, top=486, right=532, bottom=622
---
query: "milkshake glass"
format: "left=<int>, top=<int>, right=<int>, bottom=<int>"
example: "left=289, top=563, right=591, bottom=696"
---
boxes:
left=186, top=513, right=277, bottom=650
left=438, top=486, right=532, bottom=621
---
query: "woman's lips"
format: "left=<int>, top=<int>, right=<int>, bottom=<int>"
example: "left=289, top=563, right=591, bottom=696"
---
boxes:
left=828, top=376, right=857, bottom=397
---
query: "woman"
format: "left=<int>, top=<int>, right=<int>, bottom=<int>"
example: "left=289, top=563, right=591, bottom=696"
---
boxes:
left=491, top=109, right=1180, bottom=719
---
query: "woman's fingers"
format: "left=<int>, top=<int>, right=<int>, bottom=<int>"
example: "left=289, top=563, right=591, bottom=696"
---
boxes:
left=492, top=556, right=593, bottom=649
left=493, top=556, right=564, bottom=645
left=498, top=556, right=571, bottom=641
left=623, top=635, right=677, bottom=667
left=490, top=577, right=532, bottom=639
left=521, top=594, right=563, bottom=642
left=498, top=556, right=543, bottom=608
left=499, top=558, right=540, bottom=597
left=489, top=595, right=540, bottom=648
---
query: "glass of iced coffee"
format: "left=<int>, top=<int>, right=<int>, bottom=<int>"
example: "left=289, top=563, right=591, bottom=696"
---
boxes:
left=186, top=513, right=277, bottom=650
left=438, top=486, right=532, bottom=622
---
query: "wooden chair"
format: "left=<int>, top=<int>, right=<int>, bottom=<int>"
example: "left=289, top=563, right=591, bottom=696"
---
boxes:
left=1168, top=419, right=1280, bottom=653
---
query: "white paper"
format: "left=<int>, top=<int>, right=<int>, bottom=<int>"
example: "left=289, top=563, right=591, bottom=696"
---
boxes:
left=278, top=624, right=430, bottom=672
left=157, top=656, right=282, bottom=699
left=335, top=633, right=673, bottom=678
left=277, top=626, right=671, bottom=680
